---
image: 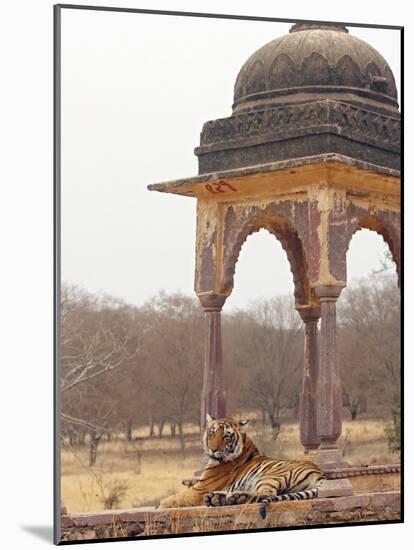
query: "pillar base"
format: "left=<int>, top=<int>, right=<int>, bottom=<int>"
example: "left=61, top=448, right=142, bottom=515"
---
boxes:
left=303, top=450, right=319, bottom=462
left=303, top=443, right=320, bottom=456
left=318, top=478, right=353, bottom=498
left=315, top=447, right=350, bottom=470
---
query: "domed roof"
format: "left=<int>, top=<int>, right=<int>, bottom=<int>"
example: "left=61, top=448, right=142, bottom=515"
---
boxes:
left=233, top=23, right=398, bottom=114
left=193, top=22, right=400, bottom=175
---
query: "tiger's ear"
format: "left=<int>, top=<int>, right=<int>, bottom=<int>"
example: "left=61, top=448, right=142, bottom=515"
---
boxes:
left=239, top=419, right=249, bottom=427
left=206, top=414, right=216, bottom=424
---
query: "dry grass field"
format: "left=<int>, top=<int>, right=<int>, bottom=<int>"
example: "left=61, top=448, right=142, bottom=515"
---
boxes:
left=61, top=416, right=398, bottom=514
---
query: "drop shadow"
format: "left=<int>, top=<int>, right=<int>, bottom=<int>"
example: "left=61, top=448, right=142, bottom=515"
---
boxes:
left=21, top=525, right=53, bottom=543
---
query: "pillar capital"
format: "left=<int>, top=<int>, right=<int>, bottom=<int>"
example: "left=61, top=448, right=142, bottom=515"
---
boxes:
left=197, top=293, right=227, bottom=312
left=314, top=284, right=345, bottom=302
left=296, top=305, right=321, bottom=324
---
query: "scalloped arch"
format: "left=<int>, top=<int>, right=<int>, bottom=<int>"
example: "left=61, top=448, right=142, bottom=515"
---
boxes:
left=220, top=209, right=311, bottom=306
left=346, top=214, right=400, bottom=285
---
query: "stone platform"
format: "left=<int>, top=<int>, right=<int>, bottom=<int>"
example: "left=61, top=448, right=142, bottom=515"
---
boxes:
left=61, top=489, right=401, bottom=542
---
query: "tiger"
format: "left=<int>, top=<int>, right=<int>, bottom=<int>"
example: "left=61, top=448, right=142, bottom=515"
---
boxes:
left=159, top=415, right=325, bottom=518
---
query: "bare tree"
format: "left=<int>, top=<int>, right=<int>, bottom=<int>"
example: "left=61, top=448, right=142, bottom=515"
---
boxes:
left=230, top=296, right=303, bottom=440
left=337, top=327, right=370, bottom=420
left=60, top=284, right=143, bottom=463
left=338, top=272, right=400, bottom=419
left=61, top=286, right=139, bottom=394
left=141, top=292, right=204, bottom=457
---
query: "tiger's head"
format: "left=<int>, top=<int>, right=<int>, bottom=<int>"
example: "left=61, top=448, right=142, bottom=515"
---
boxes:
left=203, top=415, right=249, bottom=463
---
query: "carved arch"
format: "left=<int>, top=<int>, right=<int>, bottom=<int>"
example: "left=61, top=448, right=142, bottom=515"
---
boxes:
left=268, top=53, right=297, bottom=89
left=335, top=54, right=363, bottom=88
left=300, top=52, right=331, bottom=86
left=220, top=206, right=311, bottom=306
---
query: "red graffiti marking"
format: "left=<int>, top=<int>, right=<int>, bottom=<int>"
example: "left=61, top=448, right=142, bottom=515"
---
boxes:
left=205, top=181, right=238, bottom=194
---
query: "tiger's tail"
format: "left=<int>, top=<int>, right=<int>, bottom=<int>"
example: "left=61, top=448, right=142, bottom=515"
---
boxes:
left=259, top=488, right=319, bottom=519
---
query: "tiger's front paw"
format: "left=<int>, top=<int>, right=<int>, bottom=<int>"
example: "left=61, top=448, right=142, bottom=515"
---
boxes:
left=205, top=491, right=228, bottom=507
left=159, top=495, right=178, bottom=509
left=225, top=492, right=253, bottom=505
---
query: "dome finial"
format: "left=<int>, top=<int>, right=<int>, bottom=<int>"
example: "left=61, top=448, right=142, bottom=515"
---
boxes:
left=289, top=22, right=348, bottom=33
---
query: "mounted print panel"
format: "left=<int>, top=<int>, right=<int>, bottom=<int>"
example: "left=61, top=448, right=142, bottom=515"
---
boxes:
left=54, top=5, right=402, bottom=544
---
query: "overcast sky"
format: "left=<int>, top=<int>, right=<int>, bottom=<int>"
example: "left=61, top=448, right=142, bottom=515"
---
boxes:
left=61, top=9, right=400, bottom=310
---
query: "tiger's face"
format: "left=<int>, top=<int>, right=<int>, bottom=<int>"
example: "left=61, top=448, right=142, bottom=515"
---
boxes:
left=204, top=415, right=249, bottom=463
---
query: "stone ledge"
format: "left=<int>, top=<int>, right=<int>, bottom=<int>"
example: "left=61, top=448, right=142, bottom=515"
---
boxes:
left=61, top=506, right=164, bottom=528
left=318, top=478, right=353, bottom=498
left=325, top=463, right=400, bottom=478
left=61, top=491, right=401, bottom=542
left=147, top=153, right=400, bottom=198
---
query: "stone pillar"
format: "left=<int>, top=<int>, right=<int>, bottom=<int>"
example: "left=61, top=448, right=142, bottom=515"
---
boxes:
left=298, top=307, right=320, bottom=454
left=314, top=285, right=348, bottom=469
left=198, top=294, right=227, bottom=434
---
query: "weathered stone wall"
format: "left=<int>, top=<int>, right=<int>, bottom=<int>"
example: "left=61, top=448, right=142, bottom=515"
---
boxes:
left=350, top=473, right=400, bottom=495
left=61, top=490, right=400, bottom=542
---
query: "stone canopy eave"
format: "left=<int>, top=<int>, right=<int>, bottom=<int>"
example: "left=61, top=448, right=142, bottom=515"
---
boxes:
left=147, top=153, right=400, bottom=202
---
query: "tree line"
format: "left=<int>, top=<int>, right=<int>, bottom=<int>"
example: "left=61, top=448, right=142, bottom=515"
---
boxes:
left=60, top=271, right=400, bottom=465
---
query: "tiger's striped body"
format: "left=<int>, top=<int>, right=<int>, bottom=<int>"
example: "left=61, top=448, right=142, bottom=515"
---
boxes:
left=159, top=416, right=325, bottom=517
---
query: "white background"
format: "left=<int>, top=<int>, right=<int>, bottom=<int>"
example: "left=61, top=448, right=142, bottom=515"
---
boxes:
left=0, top=0, right=411, bottom=548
